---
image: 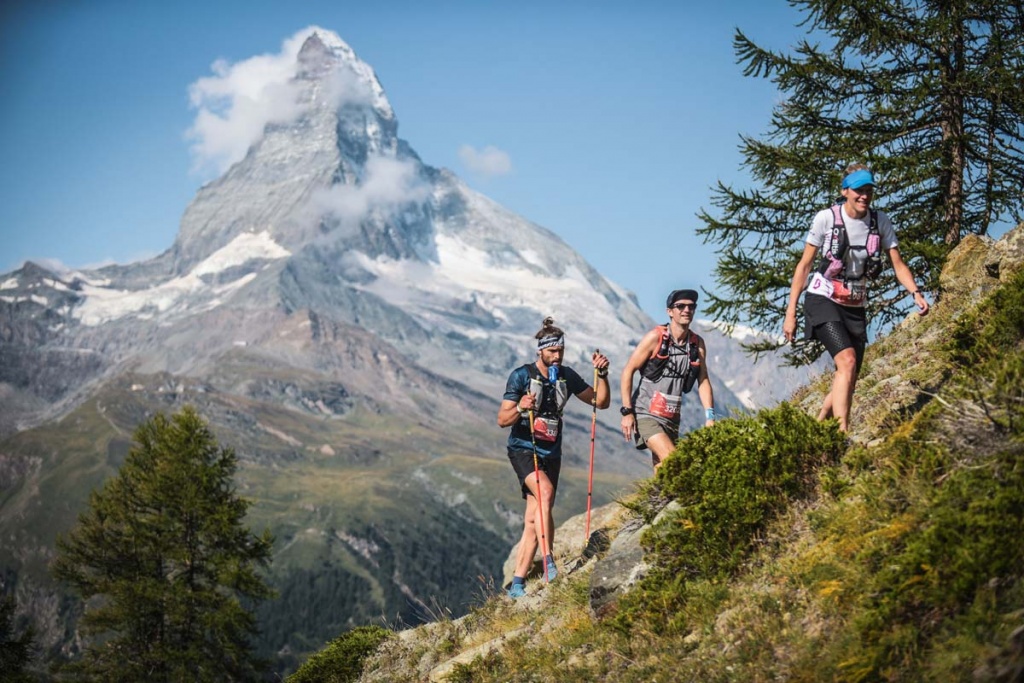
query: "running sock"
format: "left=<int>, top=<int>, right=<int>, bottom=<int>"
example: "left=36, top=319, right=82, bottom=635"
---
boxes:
left=508, top=576, right=526, bottom=598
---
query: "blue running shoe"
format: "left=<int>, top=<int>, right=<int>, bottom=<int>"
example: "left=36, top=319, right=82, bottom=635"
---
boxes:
left=545, top=559, right=558, bottom=581
left=508, top=583, right=526, bottom=599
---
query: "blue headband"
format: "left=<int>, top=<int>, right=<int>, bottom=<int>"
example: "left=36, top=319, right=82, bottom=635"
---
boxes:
left=537, top=334, right=564, bottom=350
left=842, top=169, right=875, bottom=189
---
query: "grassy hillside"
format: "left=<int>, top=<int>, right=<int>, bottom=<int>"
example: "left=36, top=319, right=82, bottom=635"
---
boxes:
left=306, top=228, right=1024, bottom=682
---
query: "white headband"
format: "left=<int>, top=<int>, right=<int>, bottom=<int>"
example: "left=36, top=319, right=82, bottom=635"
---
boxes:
left=537, top=334, right=564, bottom=350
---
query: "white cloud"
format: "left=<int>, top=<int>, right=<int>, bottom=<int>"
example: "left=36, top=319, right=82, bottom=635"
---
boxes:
left=186, top=48, right=303, bottom=176
left=322, top=66, right=376, bottom=111
left=458, top=144, right=513, bottom=178
left=185, top=27, right=374, bottom=177
left=311, top=156, right=429, bottom=225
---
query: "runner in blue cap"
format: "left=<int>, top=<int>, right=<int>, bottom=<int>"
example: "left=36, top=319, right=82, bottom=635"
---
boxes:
left=783, top=163, right=930, bottom=432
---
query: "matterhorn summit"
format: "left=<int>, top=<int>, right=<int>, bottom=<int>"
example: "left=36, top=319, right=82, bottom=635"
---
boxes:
left=173, top=29, right=404, bottom=269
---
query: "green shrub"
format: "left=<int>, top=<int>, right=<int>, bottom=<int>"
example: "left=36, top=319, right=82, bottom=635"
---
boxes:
left=841, top=439, right=1024, bottom=679
left=613, top=403, right=843, bottom=634
left=652, top=402, right=843, bottom=578
left=287, top=625, right=391, bottom=683
left=947, top=267, right=1024, bottom=366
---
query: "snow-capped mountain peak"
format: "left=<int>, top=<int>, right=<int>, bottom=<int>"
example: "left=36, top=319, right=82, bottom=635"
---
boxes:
left=293, top=28, right=393, bottom=121
left=172, top=27, right=403, bottom=271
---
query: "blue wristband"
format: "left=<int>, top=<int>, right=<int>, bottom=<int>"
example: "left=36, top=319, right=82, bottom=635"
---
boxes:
left=705, top=408, right=716, bottom=421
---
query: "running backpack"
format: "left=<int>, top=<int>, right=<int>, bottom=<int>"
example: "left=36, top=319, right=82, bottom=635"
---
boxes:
left=816, top=204, right=884, bottom=282
left=523, top=363, right=570, bottom=417
left=639, top=325, right=701, bottom=394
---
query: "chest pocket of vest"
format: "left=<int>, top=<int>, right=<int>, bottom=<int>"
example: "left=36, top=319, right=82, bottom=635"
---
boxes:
left=845, top=245, right=868, bottom=280
left=527, top=370, right=569, bottom=415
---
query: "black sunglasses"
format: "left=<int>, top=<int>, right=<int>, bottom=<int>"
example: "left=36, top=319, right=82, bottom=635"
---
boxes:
left=671, top=303, right=696, bottom=311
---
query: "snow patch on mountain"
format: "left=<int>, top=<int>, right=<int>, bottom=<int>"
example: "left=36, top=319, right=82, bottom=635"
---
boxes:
left=0, top=294, right=51, bottom=306
left=348, top=228, right=638, bottom=370
left=192, top=230, right=291, bottom=275
left=43, top=278, right=71, bottom=292
left=355, top=234, right=605, bottom=316
left=700, top=318, right=783, bottom=344
left=73, top=231, right=288, bottom=326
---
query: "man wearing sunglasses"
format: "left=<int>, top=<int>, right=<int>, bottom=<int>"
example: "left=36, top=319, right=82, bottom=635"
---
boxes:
left=619, top=289, right=716, bottom=470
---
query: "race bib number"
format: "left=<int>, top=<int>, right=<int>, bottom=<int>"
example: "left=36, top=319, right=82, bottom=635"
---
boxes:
left=810, top=272, right=866, bottom=305
left=533, top=416, right=560, bottom=442
left=648, top=391, right=681, bottom=419
left=831, top=278, right=867, bottom=304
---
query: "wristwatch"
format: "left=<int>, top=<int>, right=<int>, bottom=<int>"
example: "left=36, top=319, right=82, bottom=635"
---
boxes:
left=619, top=406, right=634, bottom=416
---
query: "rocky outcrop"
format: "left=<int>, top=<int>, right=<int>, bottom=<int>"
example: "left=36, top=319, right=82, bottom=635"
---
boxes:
left=495, top=495, right=688, bottom=620
left=939, top=223, right=1024, bottom=296
left=500, top=499, right=629, bottom=588
left=588, top=512, right=648, bottom=619
left=588, top=501, right=685, bottom=619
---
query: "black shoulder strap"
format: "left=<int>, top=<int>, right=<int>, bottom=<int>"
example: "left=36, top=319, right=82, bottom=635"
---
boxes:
left=680, top=331, right=702, bottom=393
left=867, top=210, right=880, bottom=253
left=524, top=362, right=540, bottom=380
left=828, top=204, right=846, bottom=260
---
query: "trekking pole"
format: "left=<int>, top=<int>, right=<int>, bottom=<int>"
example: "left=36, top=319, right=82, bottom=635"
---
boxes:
left=585, top=350, right=599, bottom=543
left=528, top=409, right=551, bottom=583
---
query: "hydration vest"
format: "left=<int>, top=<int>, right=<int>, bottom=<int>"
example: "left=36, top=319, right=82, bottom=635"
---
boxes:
left=815, top=203, right=884, bottom=283
left=523, top=363, right=570, bottom=418
left=639, top=325, right=701, bottom=394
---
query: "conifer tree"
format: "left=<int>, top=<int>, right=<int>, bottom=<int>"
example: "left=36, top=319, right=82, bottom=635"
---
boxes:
left=697, top=0, right=1024, bottom=360
left=0, top=594, right=36, bottom=682
left=52, top=406, right=274, bottom=682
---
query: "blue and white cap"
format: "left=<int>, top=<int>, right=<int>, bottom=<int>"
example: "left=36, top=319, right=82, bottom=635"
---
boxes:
left=842, top=169, right=876, bottom=189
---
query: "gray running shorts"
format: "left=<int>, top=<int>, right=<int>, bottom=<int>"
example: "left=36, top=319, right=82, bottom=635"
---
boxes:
left=635, top=416, right=679, bottom=450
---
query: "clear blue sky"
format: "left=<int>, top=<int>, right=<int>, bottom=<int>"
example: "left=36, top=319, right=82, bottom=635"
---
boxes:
left=0, top=0, right=808, bottom=321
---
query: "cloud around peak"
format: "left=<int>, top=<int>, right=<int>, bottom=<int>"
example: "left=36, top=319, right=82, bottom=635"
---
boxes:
left=458, top=144, right=513, bottom=178
left=311, top=156, right=429, bottom=226
left=185, top=27, right=377, bottom=178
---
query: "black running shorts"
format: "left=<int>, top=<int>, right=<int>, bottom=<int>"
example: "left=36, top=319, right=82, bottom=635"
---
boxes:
left=508, top=448, right=561, bottom=500
left=804, top=293, right=868, bottom=368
